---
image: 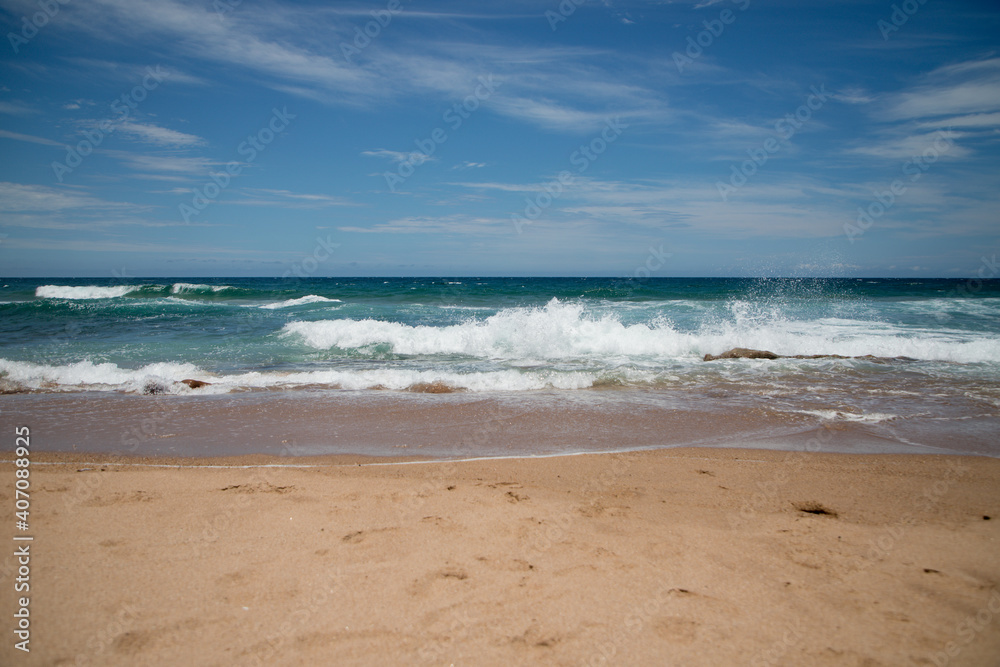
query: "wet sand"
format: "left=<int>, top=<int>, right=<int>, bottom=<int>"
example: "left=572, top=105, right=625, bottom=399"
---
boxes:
left=1, top=447, right=998, bottom=665
left=5, top=389, right=996, bottom=458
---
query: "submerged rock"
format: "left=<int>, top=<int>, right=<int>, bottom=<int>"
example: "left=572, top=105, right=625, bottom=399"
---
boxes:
left=0, top=378, right=28, bottom=394
left=703, top=348, right=918, bottom=363
left=143, top=380, right=170, bottom=395
left=703, top=347, right=780, bottom=361
left=408, top=381, right=457, bottom=394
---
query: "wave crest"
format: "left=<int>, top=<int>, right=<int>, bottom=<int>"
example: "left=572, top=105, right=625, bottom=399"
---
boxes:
left=282, top=298, right=690, bottom=360
left=280, top=297, right=1000, bottom=364
left=35, top=285, right=142, bottom=300
left=260, top=295, right=342, bottom=310
left=35, top=283, right=238, bottom=300
left=170, top=283, right=234, bottom=294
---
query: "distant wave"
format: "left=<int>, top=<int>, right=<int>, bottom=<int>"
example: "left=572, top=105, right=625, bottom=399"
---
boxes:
left=35, top=283, right=237, bottom=300
left=170, top=283, right=235, bottom=294
left=260, top=295, right=342, bottom=309
left=35, top=285, right=146, bottom=300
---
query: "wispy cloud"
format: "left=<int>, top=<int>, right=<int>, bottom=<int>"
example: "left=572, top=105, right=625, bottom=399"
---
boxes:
left=0, top=101, right=36, bottom=116
left=847, top=130, right=971, bottom=160
left=882, top=57, right=1000, bottom=120
left=48, top=0, right=667, bottom=132
left=449, top=181, right=563, bottom=193
left=339, top=214, right=508, bottom=235
left=110, top=152, right=222, bottom=176
left=118, top=122, right=205, bottom=147
left=4, top=238, right=274, bottom=254
left=0, top=182, right=128, bottom=212
left=0, top=129, right=66, bottom=147
left=362, top=149, right=435, bottom=166
left=226, top=188, right=356, bottom=208
left=61, top=57, right=207, bottom=87
left=0, top=182, right=194, bottom=231
left=914, top=112, right=1000, bottom=129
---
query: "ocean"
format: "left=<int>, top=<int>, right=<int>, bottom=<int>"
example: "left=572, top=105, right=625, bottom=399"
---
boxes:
left=1, top=277, right=998, bottom=458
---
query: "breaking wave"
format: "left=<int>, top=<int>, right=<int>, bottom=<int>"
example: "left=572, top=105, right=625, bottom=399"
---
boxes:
left=260, top=295, right=342, bottom=309
left=35, top=285, right=146, bottom=300
left=281, top=298, right=1000, bottom=364
left=35, top=283, right=239, bottom=300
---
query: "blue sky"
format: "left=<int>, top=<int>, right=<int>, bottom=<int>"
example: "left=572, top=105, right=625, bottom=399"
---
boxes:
left=0, top=0, right=998, bottom=277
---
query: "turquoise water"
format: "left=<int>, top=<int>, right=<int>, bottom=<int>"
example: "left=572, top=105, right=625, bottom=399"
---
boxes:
left=1, top=277, right=998, bottom=392
left=2, top=277, right=998, bottom=456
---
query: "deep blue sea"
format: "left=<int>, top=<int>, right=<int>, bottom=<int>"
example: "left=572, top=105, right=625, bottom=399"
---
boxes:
left=1, top=277, right=998, bottom=456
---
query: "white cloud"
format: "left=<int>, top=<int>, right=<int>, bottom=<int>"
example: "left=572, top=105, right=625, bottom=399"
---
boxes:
left=848, top=58, right=1000, bottom=164
left=489, top=96, right=621, bottom=132
left=0, top=182, right=123, bottom=212
left=883, top=57, right=1000, bottom=120
left=339, top=214, right=508, bottom=235
left=114, top=153, right=221, bottom=175
left=0, top=101, right=36, bottom=116
left=449, top=181, right=559, bottom=193
left=4, top=238, right=271, bottom=254
left=62, top=58, right=207, bottom=87
left=51, top=0, right=667, bottom=133
left=832, top=88, right=873, bottom=105
left=848, top=130, right=971, bottom=160
left=225, top=188, right=356, bottom=208
left=0, top=130, right=65, bottom=147
left=887, top=80, right=1000, bottom=120
left=118, top=122, right=205, bottom=147
left=914, top=112, right=1000, bottom=130
left=62, top=0, right=368, bottom=95
left=361, top=149, right=435, bottom=166
left=0, top=183, right=199, bottom=231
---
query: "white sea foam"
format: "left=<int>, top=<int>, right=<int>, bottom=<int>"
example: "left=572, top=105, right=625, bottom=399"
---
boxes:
left=222, top=368, right=598, bottom=392
left=794, top=410, right=900, bottom=423
left=0, top=358, right=600, bottom=393
left=0, top=359, right=204, bottom=393
left=280, top=298, right=1000, bottom=364
left=35, top=285, right=141, bottom=300
left=260, top=295, right=342, bottom=309
left=282, top=299, right=697, bottom=360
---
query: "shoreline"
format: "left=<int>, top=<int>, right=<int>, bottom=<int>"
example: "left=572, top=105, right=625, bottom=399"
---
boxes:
left=2, top=447, right=998, bottom=664
left=3, top=442, right=996, bottom=468
left=4, top=389, right=997, bottom=459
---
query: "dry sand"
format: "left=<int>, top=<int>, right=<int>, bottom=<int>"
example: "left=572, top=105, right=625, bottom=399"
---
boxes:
left=1, top=448, right=999, bottom=666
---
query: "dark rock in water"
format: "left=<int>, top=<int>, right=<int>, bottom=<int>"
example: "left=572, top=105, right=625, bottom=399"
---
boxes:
left=180, top=379, right=211, bottom=389
left=703, top=347, right=780, bottom=362
left=852, top=354, right=917, bottom=364
left=703, top=348, right=919, bottom=363
left=0, top=378, right=28, bottom=394
left=143, top=380, right=169, bottom=395
left=787, top=354, right=849, bottom=360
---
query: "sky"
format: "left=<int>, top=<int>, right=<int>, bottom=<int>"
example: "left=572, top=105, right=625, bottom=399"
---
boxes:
left=0, top=0, right=998, bottom=278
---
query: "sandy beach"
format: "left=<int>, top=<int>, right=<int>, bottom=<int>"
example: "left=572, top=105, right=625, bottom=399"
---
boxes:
left=1, top=447, right=998, bottom=666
